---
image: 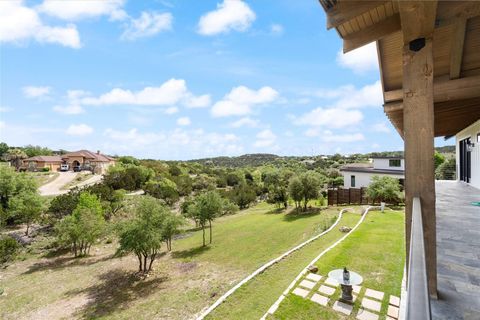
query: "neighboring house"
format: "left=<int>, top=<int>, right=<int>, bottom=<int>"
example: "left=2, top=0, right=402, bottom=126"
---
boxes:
left=23, top=150, right=116, bottom=174
left=24, top=155, right=63, bottom=172
left=456, top=119, right=480, bottom=189
left=340, top=157, right=405, bottom=188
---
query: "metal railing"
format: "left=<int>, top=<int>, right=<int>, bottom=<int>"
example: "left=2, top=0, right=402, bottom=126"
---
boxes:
left=406, top=197, right=431, bottom=320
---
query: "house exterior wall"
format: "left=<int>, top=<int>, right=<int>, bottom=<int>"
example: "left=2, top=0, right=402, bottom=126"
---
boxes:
left=342, top=171, right=405, bottom=188
left=456, top=119, right=480, bottom=189
left=26, top=161, right=61, bottom=171
left=66, top=156, right=86, bottom=166
left=373, top=158, right=405, bottom=171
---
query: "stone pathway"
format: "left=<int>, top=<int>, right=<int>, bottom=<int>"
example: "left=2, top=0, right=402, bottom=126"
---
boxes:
left=265, top=271, right=402, bottom=320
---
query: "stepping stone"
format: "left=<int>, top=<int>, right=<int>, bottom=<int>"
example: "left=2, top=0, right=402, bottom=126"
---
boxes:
left=311, top=293, right=329, bottom=306
left=318, top=285, right=336, bottom=296
left=387, top=305, right=400, bottom=319
left=362, top=297, right=382, bottom=312
left=324, top=277, right=339, bottom=287
left=356, top=309, right=379, bottom=320
left=299, top=279, right=316, bottom=290
left=332, top=300, right=353, bottom=315
left=353, top=285, right=362, bottom=294
left=365, top=288, right=384, bottom=301
left=306, top=273, right=322, bottom=282
left=389, top=295, right=400, bottom=307
left=292, top=287, right=309, bottom=298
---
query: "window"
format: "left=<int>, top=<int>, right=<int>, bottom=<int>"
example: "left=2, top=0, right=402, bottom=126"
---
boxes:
left=389, top=159, right=401, bottom=167
left=351, top=175, right=356, bottom=187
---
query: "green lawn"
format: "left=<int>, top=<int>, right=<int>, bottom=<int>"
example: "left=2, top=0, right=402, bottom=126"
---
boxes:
left=270, top=209, right=405, bottom=320
left=207, top=211, right=361, bottom=320
left=1, top=202, right=349, bottom=320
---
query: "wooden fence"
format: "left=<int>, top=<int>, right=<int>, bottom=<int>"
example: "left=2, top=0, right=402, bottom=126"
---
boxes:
left=327, top=188, right=370, bottom=206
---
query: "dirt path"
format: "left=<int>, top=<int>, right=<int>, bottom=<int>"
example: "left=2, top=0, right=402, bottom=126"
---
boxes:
left=72, top=174, right=103, bottom=189
left=39, top=172, right=78, bottom=196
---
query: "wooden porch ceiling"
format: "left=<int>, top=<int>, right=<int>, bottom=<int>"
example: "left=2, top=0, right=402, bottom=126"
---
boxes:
left=319, top=0, right=480, bottom=138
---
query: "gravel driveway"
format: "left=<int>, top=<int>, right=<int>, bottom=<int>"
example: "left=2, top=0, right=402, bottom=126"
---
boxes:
left=39, top=172, right=78, bottom=196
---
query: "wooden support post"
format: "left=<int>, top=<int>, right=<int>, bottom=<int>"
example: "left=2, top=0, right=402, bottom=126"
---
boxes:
left=402, top=39, right=437, bottom=298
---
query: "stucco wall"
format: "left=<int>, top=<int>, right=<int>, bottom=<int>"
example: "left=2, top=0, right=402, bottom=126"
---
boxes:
left=373, top=158, right=405, bottom=171
left=456, top=119, right=480, bottom=189
left=342, top=171, right=405, bottom=188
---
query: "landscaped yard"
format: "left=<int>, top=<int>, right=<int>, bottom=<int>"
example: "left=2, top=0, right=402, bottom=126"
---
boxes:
left=269, top=209, right=405, bottom=320
left=1, top=202, right=350, bottom=320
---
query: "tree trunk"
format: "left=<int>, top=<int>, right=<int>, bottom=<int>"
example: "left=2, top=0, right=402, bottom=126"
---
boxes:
left=202, top=225, right=206, bottom=246
left=209, top=220, right=212, bottom=244
left=137, top=254, right=143, bottom=272
left=148, top=253, right=156, bottom=272
left=143, top=254, right=148, bottom=272
left=25, top=223, right=30, bottom=236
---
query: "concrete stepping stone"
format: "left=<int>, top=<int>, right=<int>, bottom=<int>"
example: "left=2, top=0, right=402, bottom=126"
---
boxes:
left=364, top=288, right=384, bottom=301
left=362, top=297, right=382, bottom=312
left=292, top=287, right=309, bottom=298
left=306, top=273, right=322, bottom=282
left=299, top=279, right=316, bottom=289
left=356, top=309, right=379, bottom=320
left=311, top=293, right=329, bottom=306
left=353, top=285, right=362, bottom=294
left=332, top=301, right=353, bottom=315
left=389, top=295, right=400, bottom=307
left=324, top=277, right=339, bottom=287
left=387, top=305, right=400, bottom=319
left=318, top=285, right=336, bottom=296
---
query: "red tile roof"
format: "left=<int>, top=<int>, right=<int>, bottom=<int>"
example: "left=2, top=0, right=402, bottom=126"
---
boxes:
left=25, top=156, right=63, bottom=162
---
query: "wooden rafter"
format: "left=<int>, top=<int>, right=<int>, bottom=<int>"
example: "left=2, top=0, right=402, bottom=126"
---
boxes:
left=449, top=19, right=467, bottom=79
left=343, top=14, right=400, bottom=53
left=325, top=0, right=388, bottom=29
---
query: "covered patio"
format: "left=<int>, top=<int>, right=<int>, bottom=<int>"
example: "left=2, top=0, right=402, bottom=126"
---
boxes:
left=433, top=181, right=480, bottom=319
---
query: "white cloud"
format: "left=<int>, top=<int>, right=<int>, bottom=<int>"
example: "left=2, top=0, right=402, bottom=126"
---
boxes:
left=104, top=128, right=243, bottom=159
left=184, top=94, right=211, bottom=108
left=198, top=0, right=256, bottom=36
left=53, top=105, right=84, bottom=115
left=229, top=117, right=260, bottom=128
left=254, top=129, right=276, bottom=148
left=0, top=1, right=81, bottom=48
left=322, top=131, right=364, bottom=143
left=0, top=106, right=12, bottom=113
left=305, top=81, right=383, bottom=110
left=37, top=0, right=127, bottom=21
left=211, top=85, right=278, bottom=117
left=176, top=117, right=191, bottom=126
left=164, top=106, right=179, bottom=114
left=81, top=79, right=208, bottom=107
left=372, top=122, right=391, bottom=133
left=294, top=107, right=363, bottom=128
left=23, top=86, right=51, bottom=98
left=121, top=12, right=172, bottom=40
left=337, top=42, right=378, bottom=74
left=270, top=23, right=284, bottom=35
left=66, top=124, right=93, bottom=136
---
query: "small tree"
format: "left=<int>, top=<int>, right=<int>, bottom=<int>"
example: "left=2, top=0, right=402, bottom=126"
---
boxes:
left=5, top=148, right=27, bottom=170
left=55, top=192, right=105, bottom=257
left=117, top=196, right=168, bottom=273
left=188, top=191, right=223, bottom=246
left=288, top=172, right=321, bottom=211
left=288, top=177, right=303, bottom=209
left=8, top=192, right=45, bottom=235
left=162, top=214, right=184, bottom=251
left=366, top=176, right=401, bottom=204
left=144, top=179, right=179, bottom=205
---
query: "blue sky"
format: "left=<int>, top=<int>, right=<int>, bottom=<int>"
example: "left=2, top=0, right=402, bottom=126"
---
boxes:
left=0, top=0, right=429, bottom=160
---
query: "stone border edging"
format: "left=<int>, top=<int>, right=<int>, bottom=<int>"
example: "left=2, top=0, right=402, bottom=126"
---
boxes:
left=195, top=207, right=354, bottom=320
left=260, top=206, right=380, bottom=319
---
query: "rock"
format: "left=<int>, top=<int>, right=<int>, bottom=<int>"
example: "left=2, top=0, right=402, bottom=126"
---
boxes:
left=9, top=233, right=33, bottom=246
left=307, top=265, right=319, bottom=273
left=339, top=226, right=352, bottom=233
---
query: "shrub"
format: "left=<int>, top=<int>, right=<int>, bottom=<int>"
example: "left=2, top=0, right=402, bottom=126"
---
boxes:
left=366, top=176, right=402, bottom=204
left=41, top=167, right=50, bottom=172
left=0, top=236, right=19, bottom=264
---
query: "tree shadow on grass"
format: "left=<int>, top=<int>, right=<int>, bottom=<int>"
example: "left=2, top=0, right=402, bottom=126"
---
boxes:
left=283, top=207, right=324, bottom=222
left=66, top=269, right=168, bottom=319
left=23, top=253, right=115, bottom=274
left=171, top=245, right=211, bottom=259
left=265, top=207, right=287, bottom=215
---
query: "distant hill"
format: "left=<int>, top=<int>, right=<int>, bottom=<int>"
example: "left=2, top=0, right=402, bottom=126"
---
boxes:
left=187, top=153, right=281, bottom=167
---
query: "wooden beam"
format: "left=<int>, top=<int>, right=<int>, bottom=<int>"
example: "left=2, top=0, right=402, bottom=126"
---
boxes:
left=436, top=1, right=480, bottom=27
left=384, top=75, right=480, bottom=103
left=398, top=1, right=437, bottom=43
left=449, top=19, right=467, bottom=79
left=343, top=14, right=401, bottom=53
left=326, top=1, right=388, bottom=29
left=399, top=0, right=438, bottom=299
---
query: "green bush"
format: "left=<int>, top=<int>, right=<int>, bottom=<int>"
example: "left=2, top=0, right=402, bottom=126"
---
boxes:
left=0, top=236, right=19, bottom=264
left=41, top=167, right=50, bottom=172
